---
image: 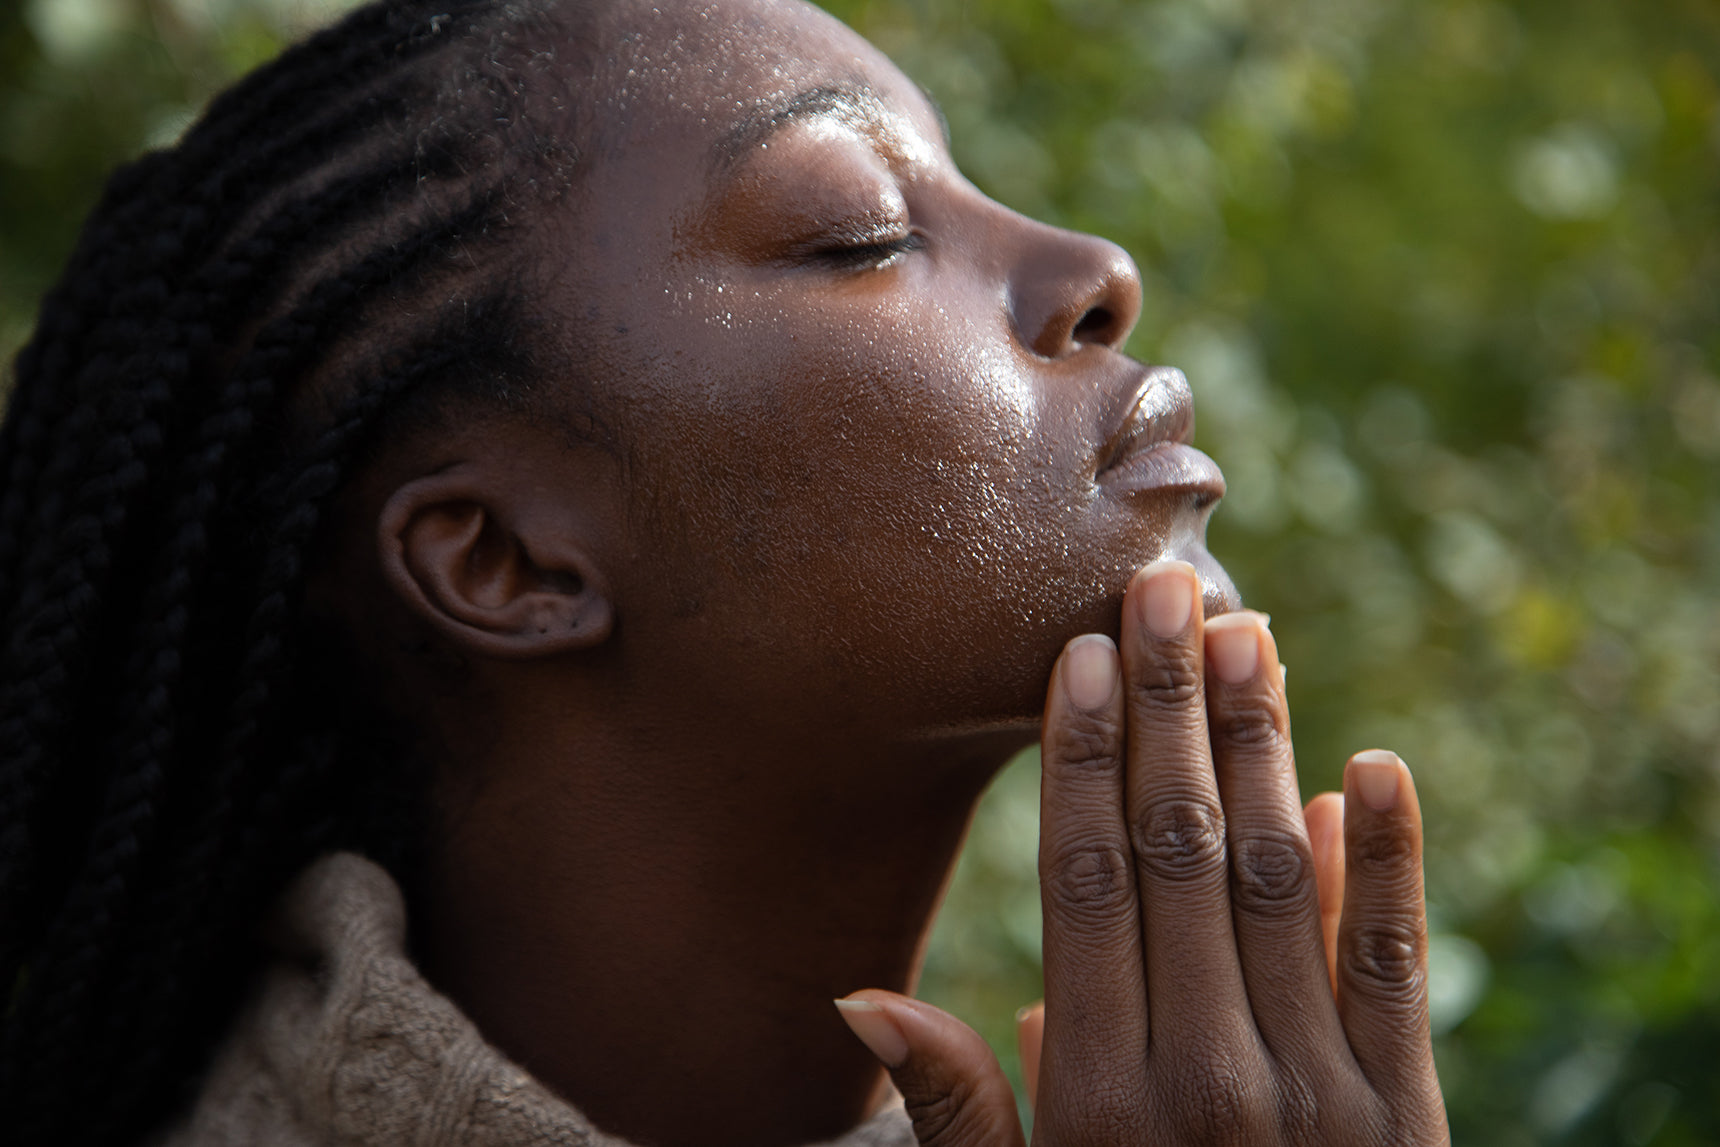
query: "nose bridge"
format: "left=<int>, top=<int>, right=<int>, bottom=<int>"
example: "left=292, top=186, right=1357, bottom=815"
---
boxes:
left=1003, top=213, right=1144, bottom=359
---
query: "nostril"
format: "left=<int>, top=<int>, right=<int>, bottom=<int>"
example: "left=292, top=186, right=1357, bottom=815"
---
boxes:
left=1072, top=306, right=1113, bottom=343
left=1013, top=229, right=1143, bottom=356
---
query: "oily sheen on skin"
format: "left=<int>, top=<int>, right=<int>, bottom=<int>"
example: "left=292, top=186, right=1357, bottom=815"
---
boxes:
left=311, top=0, right=1448, bottom=1144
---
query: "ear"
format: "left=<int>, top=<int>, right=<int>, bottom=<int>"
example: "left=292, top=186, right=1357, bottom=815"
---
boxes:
left=378, top=467, right=614, bottom=660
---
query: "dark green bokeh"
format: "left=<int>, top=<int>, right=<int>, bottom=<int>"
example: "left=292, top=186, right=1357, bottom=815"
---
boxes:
left=3, top=1, right=1717, bottom=1142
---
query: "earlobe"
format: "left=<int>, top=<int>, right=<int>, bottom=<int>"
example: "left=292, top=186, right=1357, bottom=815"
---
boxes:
left=379, top=470, right=614, bottom=660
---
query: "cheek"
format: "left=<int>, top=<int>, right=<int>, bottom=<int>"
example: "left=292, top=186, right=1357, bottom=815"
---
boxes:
left=647, top=290, right=1052, bottom=566
left=615, top=283, right=1181, bottom=723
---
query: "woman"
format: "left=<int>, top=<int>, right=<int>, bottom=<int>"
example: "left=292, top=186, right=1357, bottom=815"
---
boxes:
left=0, top=0, right=1448, bottom=1143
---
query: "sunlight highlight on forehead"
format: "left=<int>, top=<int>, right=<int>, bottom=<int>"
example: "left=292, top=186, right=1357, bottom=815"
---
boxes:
left=714, top=81, right=942, bottom=178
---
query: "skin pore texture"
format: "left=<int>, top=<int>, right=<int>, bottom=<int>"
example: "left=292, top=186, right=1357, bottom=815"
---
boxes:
left=304, top=0, right=1432, bottom=1145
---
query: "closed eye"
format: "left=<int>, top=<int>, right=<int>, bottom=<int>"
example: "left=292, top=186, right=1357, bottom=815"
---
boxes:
left=817, top=231, right=926, bottom=269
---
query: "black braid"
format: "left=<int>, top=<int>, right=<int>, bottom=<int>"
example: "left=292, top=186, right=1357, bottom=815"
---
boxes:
left=89, top=201, right=518, bottom=1106
left=0, top=2, right=593, bottom=1142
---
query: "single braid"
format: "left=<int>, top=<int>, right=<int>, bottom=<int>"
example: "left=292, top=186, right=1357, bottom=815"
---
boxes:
left=0, top=2, right=592, bottom=1142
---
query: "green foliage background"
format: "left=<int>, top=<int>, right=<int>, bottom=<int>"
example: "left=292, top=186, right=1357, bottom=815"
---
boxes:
left=2, top=0, right=1717, bottom=1142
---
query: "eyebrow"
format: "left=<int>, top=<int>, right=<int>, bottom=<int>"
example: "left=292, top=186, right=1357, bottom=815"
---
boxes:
left=711, top=79, right=951, bottom=172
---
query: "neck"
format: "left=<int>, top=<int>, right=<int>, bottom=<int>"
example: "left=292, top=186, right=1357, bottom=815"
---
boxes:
left=414, top=708, right=1026, bottom=1147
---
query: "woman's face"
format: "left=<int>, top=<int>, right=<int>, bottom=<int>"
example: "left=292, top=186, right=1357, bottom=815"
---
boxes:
left=544, top=0, right=1237, bottom=742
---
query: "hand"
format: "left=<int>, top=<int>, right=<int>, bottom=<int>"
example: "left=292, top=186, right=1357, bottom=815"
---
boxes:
left=835, top=560, right=1448, bottom=1145
left=1013, top=786, right=1349, bottom=1109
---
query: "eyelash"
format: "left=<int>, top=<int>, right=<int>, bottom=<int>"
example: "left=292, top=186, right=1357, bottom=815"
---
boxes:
left=819, top=231, right=926, bottom=269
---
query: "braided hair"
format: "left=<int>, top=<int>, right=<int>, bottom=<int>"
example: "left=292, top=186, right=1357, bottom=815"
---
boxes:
left=0, top=2, right=594, bottom=1141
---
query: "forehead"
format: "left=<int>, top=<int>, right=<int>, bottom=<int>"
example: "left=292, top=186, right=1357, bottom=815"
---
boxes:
left=587, top=0, right=944, bottom=166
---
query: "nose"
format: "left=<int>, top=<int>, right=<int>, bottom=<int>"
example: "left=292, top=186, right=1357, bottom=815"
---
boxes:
left=1010, top=224, right=1143, bottom=358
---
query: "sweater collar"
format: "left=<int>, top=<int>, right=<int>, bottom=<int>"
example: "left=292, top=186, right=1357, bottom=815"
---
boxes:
left=159, top=852, right=915, bottom=1147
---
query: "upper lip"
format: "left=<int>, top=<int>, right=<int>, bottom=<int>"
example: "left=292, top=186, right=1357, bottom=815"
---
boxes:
left=1096, top=364, right=1195, bottom=476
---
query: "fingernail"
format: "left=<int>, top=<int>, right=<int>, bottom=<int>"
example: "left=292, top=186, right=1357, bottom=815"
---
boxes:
left=834, top=998, right=909, bottom=1067
left=1204, top=613, right=1262, bottom=684
left=1137, top=560, right=1194, bottom=638
left=1351, top=749, right=1402, bottom=811
left=1062, top=634, right=1118, bottom=710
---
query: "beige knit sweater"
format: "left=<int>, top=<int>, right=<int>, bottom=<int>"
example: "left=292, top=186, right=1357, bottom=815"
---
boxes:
left=158, top=853, right=916, bottom=1147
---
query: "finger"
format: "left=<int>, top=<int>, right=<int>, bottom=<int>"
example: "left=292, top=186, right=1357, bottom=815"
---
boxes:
left=1015, top=1001, right=1043, bottom=1109
left=835, top=991, right=1026, bottom=1147
left=1335, top=751, right=1442, bottom=1116
left=1204, top=612, right=1347, bottom=1065
left=1036, top=632, right=1150, bottom=1116
left=1303, top=792, right=1346, bottom=997
left=1119, top=561, right=1251, bottom=1056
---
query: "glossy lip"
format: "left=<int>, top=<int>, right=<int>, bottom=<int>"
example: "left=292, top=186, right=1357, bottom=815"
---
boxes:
left=1095, top=364, right=1226, bottom=503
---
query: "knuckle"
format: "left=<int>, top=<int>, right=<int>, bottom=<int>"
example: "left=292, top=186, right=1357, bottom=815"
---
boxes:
left=1343, top=914, right=1427, bottom=994
left=1047, top=718, right=1123, bottom=775
left=1128, top=646, right=1203, bottom=710
left=1272, top=1066, right=1322, bottom=1144
left=1042, top=841, right=1133, bottom=922
left=1047, top=1080, right=1141, bottom=1145
left=1164, top=1053, right=1265, bottom=1145
left=903, top=1090, right=961, bottom=1146
left=1349, top=819, right=1418, bottom=879
left=1231, top=833, right=1316, bottom=916
left=1213, top=699, right=1286, bottom=749
left=902, top=1079, right=983, bottom=1147
left=1131, top=797, right=1227, bottom=884
left=1328, top=1092, right=1439, bottom=1147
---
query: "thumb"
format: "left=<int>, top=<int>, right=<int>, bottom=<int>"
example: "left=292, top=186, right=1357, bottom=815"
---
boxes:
left=835, top=990, right=1025, bottom=1147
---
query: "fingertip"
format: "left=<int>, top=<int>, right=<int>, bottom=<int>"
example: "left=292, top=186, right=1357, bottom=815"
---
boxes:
left=1346, top=749, right=1407, bottom=813
left=1201, top=609, right=1280, bottom=688
left=1129, top=556, right=1198, bottom=590
left=838, top=991, right=993, bottom=1069
left=1305, top=788, right=1345, bottom=812
left=1303, top=790, right=1346, bottom=997
left=1059, top=633, right=1119, bottom=711
left=1202, top=611, right=1262, bottom=683
left=1304, top=791, right=1344, bottom=837
left=1305, top=793, right=1346, bottom=881
left=1015, top=1000, right=1044, bottom=1109
left=835, top=993, right=910, bottom=1068
left=1129, top=559, right=1199, bottom=639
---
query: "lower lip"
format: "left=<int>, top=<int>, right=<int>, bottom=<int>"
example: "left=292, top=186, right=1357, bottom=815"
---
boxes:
left=1097, top=442, right=1226, bottom=502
